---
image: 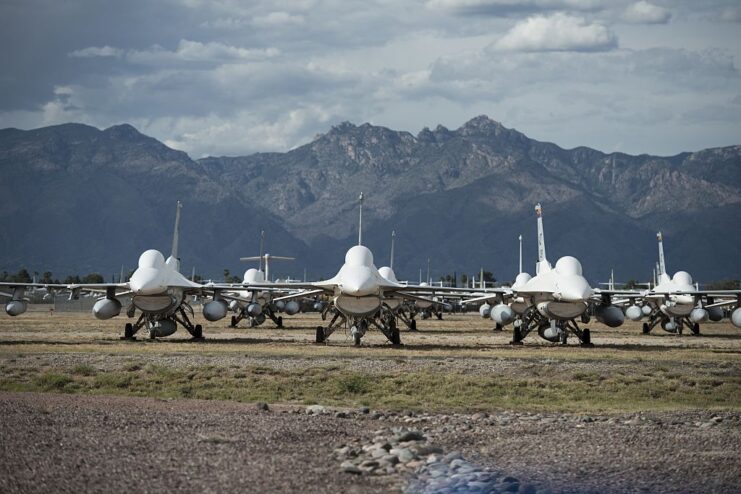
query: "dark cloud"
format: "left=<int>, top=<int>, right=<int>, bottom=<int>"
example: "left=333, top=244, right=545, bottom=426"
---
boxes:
left=0, top=0, right=739, bottom=156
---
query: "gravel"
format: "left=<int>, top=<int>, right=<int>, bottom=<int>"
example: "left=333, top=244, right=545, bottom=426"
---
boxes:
left=1, top=393, right=739, bottom=494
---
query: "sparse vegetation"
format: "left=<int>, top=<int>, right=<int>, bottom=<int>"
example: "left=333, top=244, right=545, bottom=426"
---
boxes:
left=0, top=312, right=739, bottom=413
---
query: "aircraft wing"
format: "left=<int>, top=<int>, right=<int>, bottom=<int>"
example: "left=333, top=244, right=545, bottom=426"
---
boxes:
left=457, top=288, right=514, bottom=305
left=271, top=289, right=327, bottom=303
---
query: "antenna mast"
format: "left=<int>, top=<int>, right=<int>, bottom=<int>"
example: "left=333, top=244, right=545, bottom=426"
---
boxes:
left=518, top=234, right=523, bottom=274
left=390, top=230, right=396, bottom=270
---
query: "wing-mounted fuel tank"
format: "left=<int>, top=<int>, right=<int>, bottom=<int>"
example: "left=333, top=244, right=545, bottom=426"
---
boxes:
left=594, top=304, right=625, bottom=328
left=5, top=300, right=27, bottom=316
left=203, top=300, right=228, bottom=321
left=4, top=287, right=28, bottom=316
left=490, top=304, right=515, bottom=325
left=93, top=298, right=122, bottom=320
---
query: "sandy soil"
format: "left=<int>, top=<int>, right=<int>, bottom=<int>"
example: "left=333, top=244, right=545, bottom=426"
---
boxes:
left=0, top=310, right=739, bottom=493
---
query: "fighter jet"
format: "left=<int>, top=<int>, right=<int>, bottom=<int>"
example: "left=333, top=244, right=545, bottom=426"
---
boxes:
left=463, top=203, right=627, bottom=346
left=2, top=202, right=231, bottom=340
left=247, top=193, right=457, bottom=346
left=223, top=230, right=299, bottom=328
left=626, top=232, right=740, bottom=334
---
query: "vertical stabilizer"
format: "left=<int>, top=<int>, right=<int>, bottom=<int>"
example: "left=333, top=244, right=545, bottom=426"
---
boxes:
left=358, top=192, right=364, bottom=246
left=168, top=201, right=183, bottom=271
left=390, top=230, right=396, bottom=270
left=535, top=203, right=551, bottom=275
left=656, top=232, right=666, bottom=276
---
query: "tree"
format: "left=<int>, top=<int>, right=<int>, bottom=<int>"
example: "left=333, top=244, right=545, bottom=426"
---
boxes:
left=482, top=271, right=496, bottom=284
left=81, top=273, right=104, bottom=283
left=623, top=279, right=640, bottom=289
left=223, top=269, right=240, bottom=283
left=64, top=275, right=81, bottom=284
left=41, top=271, right=53, bottom=284
left=707, top=279, right=740, bottom=290
left=11, top=269, right=32, bottom=283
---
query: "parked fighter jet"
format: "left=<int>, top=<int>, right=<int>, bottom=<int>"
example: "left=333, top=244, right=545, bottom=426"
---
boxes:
left=247, top=193, right=456, bottom=346
left=626, top=232, right=739, bottom=334
left=1, top=202, right=231, bottom=340
left=464, top=204, right=627, bottom=346
left=225, top=230, right=298, bottom=328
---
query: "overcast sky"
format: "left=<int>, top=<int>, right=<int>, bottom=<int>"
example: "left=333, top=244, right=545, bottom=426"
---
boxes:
left=1, top=0, right=740, bottom=157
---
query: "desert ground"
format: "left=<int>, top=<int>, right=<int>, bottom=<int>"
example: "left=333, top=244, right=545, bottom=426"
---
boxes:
left=0, top=308, right=739, bottom=493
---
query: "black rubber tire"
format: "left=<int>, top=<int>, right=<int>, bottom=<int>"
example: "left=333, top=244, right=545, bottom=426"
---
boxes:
left=692, top=323, right=700, bottom=335
left=353, top=333, right=361, bottom=346
left=409, top=319, right=417, bottom=331
left=494, top=323, right=503, bottom=332
left=391, top=328, right=401, bottom=345
left=642, top=322, right=650, bottom=334
left=193, top=324, right=203, bottom=339
left=436, top=312, right=443, bottom=320
left=230, top=316, right=237, bottom=328
left=124, top=323, right=134, bottom=339
left=277, top=316, right=283, bottom=328
left=315, top=326, right=325, bottom=343
left=512, top=326, right=522, bottom=344
left=581, top=328, right=592, bottom=346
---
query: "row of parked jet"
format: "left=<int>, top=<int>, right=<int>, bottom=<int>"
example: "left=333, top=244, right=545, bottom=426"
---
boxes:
left=2, top=197, right=739, bottom=347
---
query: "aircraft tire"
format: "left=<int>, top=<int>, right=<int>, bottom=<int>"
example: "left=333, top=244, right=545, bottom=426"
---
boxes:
left=193, top=324, right=203, bottom=339
left=409, top=319, right=417, bottom=331
left=124, top=323, right=134, bottom=339
left=315, top=326, right=325, bottom=343
left=277, top=316, right=283, bottom=328
left=494, top=323, right=503, bottom=332
left=692, top=323, right=700, bottom=336
left=391, top=327, right=401, bottom=345
left=353, top=333, right=361, bottom=346
left=642, top=323, right=650, bottom=334
left=230, top=316, right=237, bottom=328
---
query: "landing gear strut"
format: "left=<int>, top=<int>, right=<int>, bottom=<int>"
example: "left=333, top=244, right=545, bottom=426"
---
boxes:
left=315, top=310, right=345, bottom=344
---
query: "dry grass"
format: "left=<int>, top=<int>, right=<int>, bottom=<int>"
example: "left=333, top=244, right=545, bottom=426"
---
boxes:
left=1, top=309, right=739, bottom=412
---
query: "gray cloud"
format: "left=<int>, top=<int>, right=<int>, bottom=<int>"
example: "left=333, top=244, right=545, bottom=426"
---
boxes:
left=0, top=0, right=740, bottom=157
left=492, top=13, right=617, bottom=52
left=622, top=1, right=671, bottom=24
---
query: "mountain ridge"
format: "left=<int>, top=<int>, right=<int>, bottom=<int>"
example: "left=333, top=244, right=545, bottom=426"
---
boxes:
left=2, top=116, right=739, bottom=283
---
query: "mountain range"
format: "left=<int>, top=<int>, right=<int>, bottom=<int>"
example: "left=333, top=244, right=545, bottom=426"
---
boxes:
left=1, top=116, right=739, bottom=284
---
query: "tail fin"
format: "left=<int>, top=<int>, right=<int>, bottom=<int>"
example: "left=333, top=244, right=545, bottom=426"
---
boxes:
left=535, top=203, right=551, bottom=274
left=656, top=232, right=666, bottom=276
left=167, top=201, right=183, bottom=271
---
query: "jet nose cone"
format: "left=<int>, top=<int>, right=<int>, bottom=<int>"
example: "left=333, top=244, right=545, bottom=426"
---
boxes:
left=555, top=278, right=593, bottom=302
left=342, top=273, right=377, bottom=296
left=129, top=268, right=165, bottom=295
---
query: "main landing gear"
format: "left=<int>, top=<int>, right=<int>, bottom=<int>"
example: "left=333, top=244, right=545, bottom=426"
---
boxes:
left=315, top=309, right=402, bottom=346
left=510, top=308, right=593, bottom=347
left=230, top=305, right=284, bottom=329
left=121, top=305, right=204, bottom=341
left=642, top=310, right=701, bottom=336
